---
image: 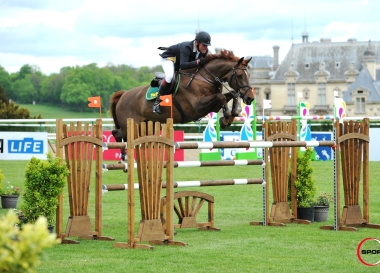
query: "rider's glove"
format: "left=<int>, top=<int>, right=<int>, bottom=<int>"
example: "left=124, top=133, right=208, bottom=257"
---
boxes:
left=198, top=58, right=206, bottom=65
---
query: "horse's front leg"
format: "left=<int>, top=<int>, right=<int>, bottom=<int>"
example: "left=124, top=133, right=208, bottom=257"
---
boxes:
left=219, top=92, right=241, bottom=129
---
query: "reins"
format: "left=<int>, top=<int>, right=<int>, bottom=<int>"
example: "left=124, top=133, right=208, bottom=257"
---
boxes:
left=180, top=62, right=251, bottom=99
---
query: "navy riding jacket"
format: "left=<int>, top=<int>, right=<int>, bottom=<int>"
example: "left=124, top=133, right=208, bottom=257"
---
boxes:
left=159, top=40, right=208, bottom=71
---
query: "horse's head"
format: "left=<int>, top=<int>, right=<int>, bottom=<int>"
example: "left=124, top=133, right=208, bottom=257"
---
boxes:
left=228, top=56, right=254, bottom=105
left=203, top=50, right=254, bottom=105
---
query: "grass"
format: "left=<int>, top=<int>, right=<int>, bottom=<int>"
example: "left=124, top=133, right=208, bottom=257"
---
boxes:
left=1, top=159, right=380, bottom=272
left=18, top=103, right=107, bottom=119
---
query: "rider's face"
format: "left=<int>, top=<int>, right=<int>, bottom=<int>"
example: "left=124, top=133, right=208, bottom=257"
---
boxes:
left=198, top=43, right=208, bottom=54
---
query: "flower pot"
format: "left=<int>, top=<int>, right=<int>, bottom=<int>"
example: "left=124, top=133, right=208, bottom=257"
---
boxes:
left=314, top=206, right=329, bottom=222
left=1, top=195, right=19, bottom=209
left=48, top=225, right=55, bottom=234
left=297, top=207, right=314, bottom=222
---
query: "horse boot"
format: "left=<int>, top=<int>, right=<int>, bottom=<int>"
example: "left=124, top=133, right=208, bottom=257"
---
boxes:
left=153, top=79, right=170, bottom=114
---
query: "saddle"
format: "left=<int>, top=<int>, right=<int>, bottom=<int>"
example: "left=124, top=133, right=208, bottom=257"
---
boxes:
left=146, top=72, right=180, bottom=100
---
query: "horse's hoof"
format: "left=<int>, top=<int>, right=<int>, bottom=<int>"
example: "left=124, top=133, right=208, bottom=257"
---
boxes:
left=219, top=117, right=227, bottom=129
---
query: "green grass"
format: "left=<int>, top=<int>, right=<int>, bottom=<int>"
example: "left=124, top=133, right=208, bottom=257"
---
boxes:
left=18, top=104, right=107, bottom=119
left=1, top=160, right=380, bottom=272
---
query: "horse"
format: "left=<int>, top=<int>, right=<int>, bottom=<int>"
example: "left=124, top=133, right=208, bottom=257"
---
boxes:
left=110, top=49, right=254, bottom=159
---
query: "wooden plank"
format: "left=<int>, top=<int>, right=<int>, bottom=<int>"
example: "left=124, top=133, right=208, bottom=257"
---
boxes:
left=264, top=122, right=270, bottom=225
left=147, top=121, right=154, bottom=220
left=127, top=118, right=135, bottom=247
left=77, top=122, right=83, bottom=216
left=336, top=121, right=341, bottom=228
left=166, top=118, right=174, bottom=239
left=56, top=119, right=64, bottom=239
left=135, top=122, right=146, bottom=220
left=363, top=118, right=369, bottom=222
left=94, top=119, right=103, bottom=236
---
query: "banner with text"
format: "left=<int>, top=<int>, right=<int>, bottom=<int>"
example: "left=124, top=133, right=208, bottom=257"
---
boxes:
left=0, top=132, right=48, bottom=160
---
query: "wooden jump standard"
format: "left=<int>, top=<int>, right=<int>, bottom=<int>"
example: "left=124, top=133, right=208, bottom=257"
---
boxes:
left=113, top=118, right=187, bottom=249
left=321, top=118, right=380, bottom=231
left=55, top=119, right=114, bottom=244
left=250, top=119, right=312, bottom=227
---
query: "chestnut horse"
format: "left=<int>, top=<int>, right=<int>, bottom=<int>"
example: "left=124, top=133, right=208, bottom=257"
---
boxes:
left=110, top=49, right=254, bottom=158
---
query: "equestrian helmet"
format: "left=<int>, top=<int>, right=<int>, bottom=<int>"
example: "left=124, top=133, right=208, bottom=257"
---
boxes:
left=195, top=31, right=211, bottom=46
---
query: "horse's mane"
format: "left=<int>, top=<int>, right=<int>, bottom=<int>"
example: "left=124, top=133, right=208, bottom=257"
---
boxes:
left=206, top=49, right=240, bottom=62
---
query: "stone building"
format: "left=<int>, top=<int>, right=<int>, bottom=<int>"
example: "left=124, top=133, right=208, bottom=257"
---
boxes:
left=250, top=34, right=380, bottom=117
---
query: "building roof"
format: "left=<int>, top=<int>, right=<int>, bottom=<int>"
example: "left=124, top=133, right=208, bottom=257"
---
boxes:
left=249, top=56, right=273, bottom=69
left=343, top=68, right=380, bottom=102
left=271, top=39, right=380, bottom=82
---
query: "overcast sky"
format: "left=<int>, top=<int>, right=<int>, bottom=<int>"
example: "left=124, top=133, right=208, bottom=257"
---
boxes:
left=0, top=0, right=378, bottom=75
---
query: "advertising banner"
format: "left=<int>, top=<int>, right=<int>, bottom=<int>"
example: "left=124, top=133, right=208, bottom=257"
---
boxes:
left=0, top=132, right=48, bottom=160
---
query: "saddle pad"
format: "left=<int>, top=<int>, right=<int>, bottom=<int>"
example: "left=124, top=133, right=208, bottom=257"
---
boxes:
left=146, top=86, right=159, bottom=100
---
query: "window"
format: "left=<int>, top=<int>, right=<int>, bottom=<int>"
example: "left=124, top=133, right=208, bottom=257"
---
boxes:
left=335, top=62, right=340, bottom=69
left=305, top=63, right=310, bottom=69
left=265, top=93, right=270, bottom=100
left=287, top=83, right=295, bottom=105
left=356, top=97, right=365, bottom=113
left=303, top=88, right=310, bottom=99
left=317, top=83, right=326, bottom=105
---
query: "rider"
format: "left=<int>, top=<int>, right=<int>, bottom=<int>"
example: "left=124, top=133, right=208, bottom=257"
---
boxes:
left=152, top=31, right=211, bottom=114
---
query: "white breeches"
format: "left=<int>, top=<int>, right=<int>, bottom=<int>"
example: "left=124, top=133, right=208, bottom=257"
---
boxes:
left=161, top=58, right=174, bottom=83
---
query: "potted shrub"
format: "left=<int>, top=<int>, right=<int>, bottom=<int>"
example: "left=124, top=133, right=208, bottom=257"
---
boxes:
left=314, top=192, right=333, bottom=222
left=288, top=147, right=317, bottom=222
left=0, top=169, right=22, bottom=209
left=21, top=152, right=69, bottom=231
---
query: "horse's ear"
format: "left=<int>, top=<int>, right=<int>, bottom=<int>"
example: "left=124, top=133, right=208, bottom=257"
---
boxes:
left=244, top=57, right=252, bottom=63
left=237, top=57, right=244, bottom=66
left=237, top=57, right=252, bottom=66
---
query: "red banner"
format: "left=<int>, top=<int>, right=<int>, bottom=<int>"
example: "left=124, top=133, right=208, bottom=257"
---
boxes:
left=102, top=130, right=184, bottom=161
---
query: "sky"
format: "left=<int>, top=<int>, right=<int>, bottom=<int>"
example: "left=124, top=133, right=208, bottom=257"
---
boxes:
left=0, top=0, right=379, bottom=75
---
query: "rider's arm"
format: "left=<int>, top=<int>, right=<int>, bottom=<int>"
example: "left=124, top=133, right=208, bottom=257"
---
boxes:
left=179, top=44, right=199, bottom=70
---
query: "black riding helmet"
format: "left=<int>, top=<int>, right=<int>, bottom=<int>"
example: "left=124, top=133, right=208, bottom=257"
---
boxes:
left=195, top=31, right=211, bottom=46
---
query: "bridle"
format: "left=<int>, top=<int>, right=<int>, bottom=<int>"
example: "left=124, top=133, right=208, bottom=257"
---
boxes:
left=227, top=67, right=252, bottom=98
left=201, top=65, right=252, bottom=99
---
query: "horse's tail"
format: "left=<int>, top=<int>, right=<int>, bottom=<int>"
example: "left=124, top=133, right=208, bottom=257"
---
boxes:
left=110, top=90, right=124, bottom=129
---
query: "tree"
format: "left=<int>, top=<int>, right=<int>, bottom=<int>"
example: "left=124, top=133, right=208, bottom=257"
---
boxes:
left=61, top=76, right=92, bottom=111
left=17, top=64, right=33, bottom=80
left=0, top=66, right=11, bottom=95
left=0, top=86, right=9, bottom=104
left=0, top=101, right=32, bottom=119
left=40, top=73, right=65, bottom=104
left=12, top=75, right=37, bottom=103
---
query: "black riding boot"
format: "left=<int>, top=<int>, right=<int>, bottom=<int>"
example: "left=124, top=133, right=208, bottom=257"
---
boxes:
left=153, top=79, right=170, bottom=114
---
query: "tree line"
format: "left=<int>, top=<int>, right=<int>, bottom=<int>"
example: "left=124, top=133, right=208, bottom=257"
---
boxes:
left=0, top=63, right=162, bottom=118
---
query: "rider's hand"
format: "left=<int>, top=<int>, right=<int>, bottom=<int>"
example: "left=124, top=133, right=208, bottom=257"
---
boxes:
left=198, top=58, right=206, bottom=65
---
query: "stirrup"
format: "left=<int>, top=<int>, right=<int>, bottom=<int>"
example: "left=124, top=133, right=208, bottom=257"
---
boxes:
left=153, top=103, right=161, bottom=114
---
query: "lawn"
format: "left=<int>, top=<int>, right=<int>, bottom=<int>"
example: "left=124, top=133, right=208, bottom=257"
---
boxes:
left=18, top=103, right=107, bottom=119
left=1, top=159, right=380, bottom=272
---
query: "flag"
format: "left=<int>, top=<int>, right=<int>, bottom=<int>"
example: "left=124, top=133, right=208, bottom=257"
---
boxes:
left=88, top=96, right=101, bottom=108
left=263, top=99, right=272, bottom=109
left=159, top=95, right=172, bottom=107
left=297, top=92, right=303, bottom=98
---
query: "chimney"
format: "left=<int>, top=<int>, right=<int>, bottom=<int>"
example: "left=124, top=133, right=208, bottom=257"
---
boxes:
left=302, top=31, right=309, bottom=43
left=273, top=45, right=280, bottom=71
